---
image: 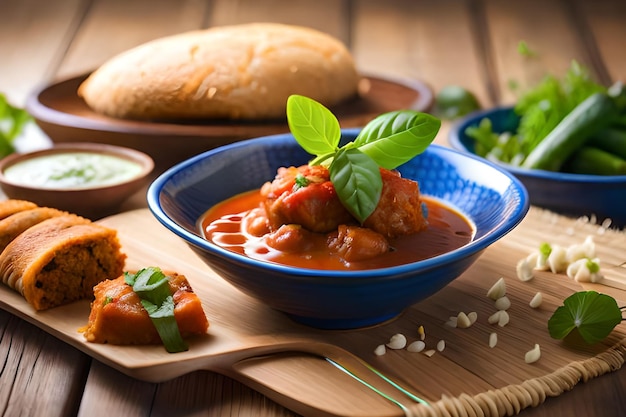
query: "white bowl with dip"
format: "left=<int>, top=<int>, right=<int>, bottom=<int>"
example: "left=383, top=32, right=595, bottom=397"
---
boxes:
left=0, top=143, right=154, bottom=219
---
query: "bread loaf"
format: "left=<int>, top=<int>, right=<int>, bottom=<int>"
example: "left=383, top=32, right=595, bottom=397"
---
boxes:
left=78, top=23, right=359, bottom=121
left=0, top=212, right=126, bottom=310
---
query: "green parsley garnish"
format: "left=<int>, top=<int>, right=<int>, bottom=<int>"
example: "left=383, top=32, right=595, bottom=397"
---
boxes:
left=293, top=173, right=310, bottom=190
left=548, top=291, right=624, bottom=345
left=286, top=95, right=440, bottom=223
left=124, top=267, right=188, bottom=353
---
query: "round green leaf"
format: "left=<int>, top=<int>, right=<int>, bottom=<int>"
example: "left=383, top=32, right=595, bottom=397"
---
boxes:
left=548, top=291, right=623, bottom=344
left=329, top=148, right=382, bottom=223
left=286, top=95, right=341, bottom=156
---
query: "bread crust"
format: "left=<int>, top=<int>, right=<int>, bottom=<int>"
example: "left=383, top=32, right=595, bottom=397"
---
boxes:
left=0, top=214, right=126, bottom=310
left=78, top=23, right=359, bottom=121
left=0, top=207, right=67, bottom=253
left=0, top=200, right=38, bottom=220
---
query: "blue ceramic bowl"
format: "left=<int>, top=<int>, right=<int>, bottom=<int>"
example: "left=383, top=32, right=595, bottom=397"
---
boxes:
left=148, top=129, right=528, bottom=329
left=449, top=106, right=626, bottom=227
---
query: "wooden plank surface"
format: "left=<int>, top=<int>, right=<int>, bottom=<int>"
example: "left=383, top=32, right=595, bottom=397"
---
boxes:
left=77, top=361, right=157, bottom=417
left=57, top=0, right=210, bottom=80
left=0, top=310, right=89, bottom=417
left=575, top=0, right=626, bottom=84
left=210, top=0, right=349, bottom=40
left=483, top=0, right=587, bottom=104
left=352, top=0, right=490, bottom=105
left=0, top=0, right=86, bottom=105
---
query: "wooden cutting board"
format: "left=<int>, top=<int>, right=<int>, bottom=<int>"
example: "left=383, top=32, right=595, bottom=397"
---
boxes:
left=0, top=207, right=624, bottom=417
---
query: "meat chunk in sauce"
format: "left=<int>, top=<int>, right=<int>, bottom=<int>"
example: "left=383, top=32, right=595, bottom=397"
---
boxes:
left=265, top=224, right=315, bottom=253
left=261, top=164, right=427, bottom=238
left=259, top=164, right=428, bottom=262
left=328, top=225, right=390, bottom=262
left=364, top=168, right=428, bottom=238
left=261, top=165, right=355, bottom=233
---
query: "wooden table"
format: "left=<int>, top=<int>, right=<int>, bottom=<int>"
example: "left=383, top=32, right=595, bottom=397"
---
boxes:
left=1, top=0, right=625, bottom=416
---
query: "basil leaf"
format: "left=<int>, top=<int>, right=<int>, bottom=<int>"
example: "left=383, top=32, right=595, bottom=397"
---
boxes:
left=329, top=148, right=382, bottom=223
left=354, top=110, right=441, bottom=169
left=284, top=95, right=441, bottom=223
left=126, top=267, right=170, bottom=306
left=142, top=296, right=188, bottom=353
left=125, top=267, right=189, bottom=353
left=548, top=291, right=623, bottom=344
left=287, top=95, right=341, bottom=157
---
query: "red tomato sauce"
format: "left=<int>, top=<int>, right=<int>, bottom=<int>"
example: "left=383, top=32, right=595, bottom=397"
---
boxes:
left=200, top=190, right=474, bottom=270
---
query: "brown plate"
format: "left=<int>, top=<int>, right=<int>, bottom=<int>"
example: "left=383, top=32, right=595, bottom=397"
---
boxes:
left=25, top=74, right=433, bottom=172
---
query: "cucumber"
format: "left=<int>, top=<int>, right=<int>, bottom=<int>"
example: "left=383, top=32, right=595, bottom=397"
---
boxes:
left=590, top=127, right=626, bottom=160
left=521, top=92, right=619, bottom=171
left=563, top=146, right=626, bottom=175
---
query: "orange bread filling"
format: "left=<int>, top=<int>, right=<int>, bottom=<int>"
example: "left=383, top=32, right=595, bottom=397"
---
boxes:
left=83, top=273, right=209, bottom=345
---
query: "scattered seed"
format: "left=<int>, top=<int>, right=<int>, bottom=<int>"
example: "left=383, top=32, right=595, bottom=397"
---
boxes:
left=445, top=317, right=458, bottom=328
left=498, top=310, right=510, bottom=327
left=423, top=349, right=436, bottom=357
left=418, top=325, right=426, bottom=341
left=488, top=332, right=498, bottom=348
left=534, top=249, right=551, bottom=271
left=495, top=296, right=511, bottom=311
left=407, top=340, right=426, bottom=353
left=567, top=257, right=604, bottom=283
left=486, top=277, right=506, bottom=300
left=386, top=333, right=407, bottom=349
left=516, top=257, right=534, bottom=281
left=547, top=244, right=568, bottom=274
left=566, top=235, right=596, bottom=263
left=525, top=344, right=541, bottom=364
left=467, top=311, right=478, bottom=325
left=488, top=311, right=502, bottom=325
left=456, top=312, right=472, bottom=328
left=437, top=340, right=446, bottom=352
left=529, top=292, right=543, bottom=309
left=526, top=251, right=544, bottom=271
left=374, top=344, right=386, bottom=356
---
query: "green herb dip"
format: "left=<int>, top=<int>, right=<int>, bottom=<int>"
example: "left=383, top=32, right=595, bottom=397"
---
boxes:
left=4, top=152, right=143, bottom=189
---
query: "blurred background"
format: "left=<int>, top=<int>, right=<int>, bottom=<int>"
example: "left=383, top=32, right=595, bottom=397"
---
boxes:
left=2, top=0, right=624, bottom=109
